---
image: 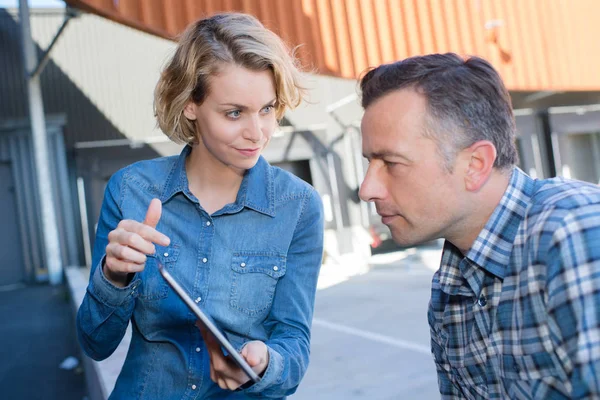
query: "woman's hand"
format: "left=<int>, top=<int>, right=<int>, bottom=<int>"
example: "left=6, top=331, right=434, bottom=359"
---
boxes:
left=103, top=198, right=170, bottom=287
left=196, top=321, right=269, bottom=390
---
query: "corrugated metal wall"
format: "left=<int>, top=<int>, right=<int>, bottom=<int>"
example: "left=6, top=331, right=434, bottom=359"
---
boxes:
left=0, top=9, right=28, bottom=121
left=0, top=8, right=174, bottom=148
left=0, top=116, right=81, bottom=281
left=64, top=0, right=600, bottom=91
left=0, top=132, right=38, bottom=282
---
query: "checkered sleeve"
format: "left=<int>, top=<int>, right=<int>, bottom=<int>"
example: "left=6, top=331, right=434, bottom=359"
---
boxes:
left=430, top=333, right=463, bottom=399
left=429, top=295, right=463, bottom=400
left=546, top=204, right=600, bottom=399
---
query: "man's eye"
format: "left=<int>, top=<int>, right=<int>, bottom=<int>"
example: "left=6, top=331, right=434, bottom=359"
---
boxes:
left=226, top=110, right=241, bottom=119
left=261, top=105, right=274, bottom=114
left=383, top=161, right=397, bottom=167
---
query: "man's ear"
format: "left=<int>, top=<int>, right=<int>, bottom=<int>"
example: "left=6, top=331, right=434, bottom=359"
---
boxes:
left=183, top=102, right=197, bottom=121
left=464, top=140, right=496, bottom=192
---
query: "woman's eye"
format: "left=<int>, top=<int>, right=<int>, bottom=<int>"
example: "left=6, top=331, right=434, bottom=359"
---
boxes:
left=262, top=105, right=274, bottom=114
left=226, top=110, right=241, bottom=119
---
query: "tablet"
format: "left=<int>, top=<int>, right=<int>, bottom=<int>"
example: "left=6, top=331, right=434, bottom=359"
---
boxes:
left=158, top=262, right=261, bottom=384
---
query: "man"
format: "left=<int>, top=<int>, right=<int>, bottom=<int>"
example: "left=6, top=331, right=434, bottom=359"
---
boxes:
left=358, top=53, right=600, bottom=399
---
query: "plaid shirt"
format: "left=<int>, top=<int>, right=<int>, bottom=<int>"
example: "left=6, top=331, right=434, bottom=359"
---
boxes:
left=429, top=167, right=600, bottom=399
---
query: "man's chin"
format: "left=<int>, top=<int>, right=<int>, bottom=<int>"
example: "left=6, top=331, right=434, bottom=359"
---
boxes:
left=390, top=230, right=428, bottom=248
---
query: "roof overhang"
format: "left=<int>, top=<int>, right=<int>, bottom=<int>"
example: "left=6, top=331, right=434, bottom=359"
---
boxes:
left=63, top=0, right=600, bottom=91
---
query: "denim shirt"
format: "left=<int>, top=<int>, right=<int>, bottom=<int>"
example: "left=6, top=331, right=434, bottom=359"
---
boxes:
left=77, top=146, right=324, bottom=399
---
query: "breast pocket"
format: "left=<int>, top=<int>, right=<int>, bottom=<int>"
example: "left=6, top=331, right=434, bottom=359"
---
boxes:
left=229, top=252, right=287, bottom=316
left=138, top=244, right=180, bottom=301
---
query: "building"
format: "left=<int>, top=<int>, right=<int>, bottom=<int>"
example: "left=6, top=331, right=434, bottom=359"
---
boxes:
left=1, top=1, right=600, bottom=285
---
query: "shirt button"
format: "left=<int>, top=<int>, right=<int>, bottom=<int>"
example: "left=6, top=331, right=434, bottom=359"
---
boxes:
left=195, top=297, right=201, bottom=303
left=196, top=347, right=201, bottom=352
left=191, top=384, right=197, bottom=390
left=273, top=266, right=279, bottom=271
left=240, top=262, right=246, bottom=267
left=202, top=258, right=208, bottom=263
left=163, top=252, right=169, bottom=257
left=477, top=295, right=487, bottom=307
left=206, top=221, right=211, bottom=226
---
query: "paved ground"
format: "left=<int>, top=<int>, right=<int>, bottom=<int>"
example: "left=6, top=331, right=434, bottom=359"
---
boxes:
left=293, top=246, right=442, bottom=399
left=0, top=283, right=87, bottom=400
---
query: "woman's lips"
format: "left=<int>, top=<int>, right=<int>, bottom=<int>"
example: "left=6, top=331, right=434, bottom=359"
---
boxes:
left=236, top=148, right=260, bottom=157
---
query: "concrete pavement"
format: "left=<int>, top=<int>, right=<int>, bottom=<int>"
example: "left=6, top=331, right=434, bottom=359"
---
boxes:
left=0, top=283, right=87, bottom=400
left=292, top=245, right=442, bottom=399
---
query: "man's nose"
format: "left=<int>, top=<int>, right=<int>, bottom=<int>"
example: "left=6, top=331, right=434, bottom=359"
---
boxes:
left=359, top=163, right=386, bottom=202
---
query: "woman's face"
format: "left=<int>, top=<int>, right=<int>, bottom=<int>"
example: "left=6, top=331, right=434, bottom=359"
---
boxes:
left=183, top=64, right=278, bottom=172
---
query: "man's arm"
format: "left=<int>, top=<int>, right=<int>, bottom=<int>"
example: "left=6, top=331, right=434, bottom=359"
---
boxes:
left=428, top=296, right=463, bottom=399
left=546, top=206, right=600, bottom=398
left=431, top=336, right=464, bottom=398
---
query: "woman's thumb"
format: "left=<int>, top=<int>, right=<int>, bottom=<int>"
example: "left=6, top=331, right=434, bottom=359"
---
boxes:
left=143, top=198, right=162, bottom=228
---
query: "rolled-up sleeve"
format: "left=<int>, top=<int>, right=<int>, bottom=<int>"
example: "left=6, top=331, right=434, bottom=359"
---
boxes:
left=76, top=169, right=139, bottom=361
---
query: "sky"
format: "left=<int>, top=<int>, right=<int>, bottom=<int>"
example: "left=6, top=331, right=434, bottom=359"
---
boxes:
left=0, top=0, right=65, bottom=8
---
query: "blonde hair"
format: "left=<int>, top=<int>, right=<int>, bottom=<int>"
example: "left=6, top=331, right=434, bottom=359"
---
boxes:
left=154, top=13, right=306, bottom=144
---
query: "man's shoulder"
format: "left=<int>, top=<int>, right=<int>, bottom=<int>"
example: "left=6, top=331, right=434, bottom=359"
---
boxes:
left=526, top=177, right=600, bottom=224
left=522, top=177, right=600, bottom=254
left=531, top=177, right=600, bottom=211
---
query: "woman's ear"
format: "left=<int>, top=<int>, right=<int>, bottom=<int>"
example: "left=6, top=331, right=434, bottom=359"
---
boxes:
left=464, top=140, right=497, bottom=192
left=183, top=102, right=198, bottom=121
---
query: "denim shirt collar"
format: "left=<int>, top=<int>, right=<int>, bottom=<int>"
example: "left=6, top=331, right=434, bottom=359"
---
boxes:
left=438, top=167, right=535, bottom=296
left=160, top=145, right=275, bottom=217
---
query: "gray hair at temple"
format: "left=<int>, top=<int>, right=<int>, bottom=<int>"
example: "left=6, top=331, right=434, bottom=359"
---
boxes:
left=359, top=53, right=518, bottom=172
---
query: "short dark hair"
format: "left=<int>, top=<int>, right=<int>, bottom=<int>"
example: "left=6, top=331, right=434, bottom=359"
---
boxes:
left=360, top=53, right=518, bottom=170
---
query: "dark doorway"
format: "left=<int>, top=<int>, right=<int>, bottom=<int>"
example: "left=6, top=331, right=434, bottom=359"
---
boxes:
left=273, top=159, right=313, bottom=185
left=0, top=162, right=25, bottom=286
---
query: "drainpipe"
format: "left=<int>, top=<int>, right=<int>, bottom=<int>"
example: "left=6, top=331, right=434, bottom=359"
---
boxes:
left=19, top=0, right=62, bottom=284
left=536, top=109, right=557, bottom=178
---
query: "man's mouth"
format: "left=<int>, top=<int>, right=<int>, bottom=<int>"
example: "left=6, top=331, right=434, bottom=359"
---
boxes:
left=378, top=213, right=397, bottom=224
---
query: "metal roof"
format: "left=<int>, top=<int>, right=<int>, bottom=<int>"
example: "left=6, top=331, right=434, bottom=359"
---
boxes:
left=63, top=0, right=600, bottom=91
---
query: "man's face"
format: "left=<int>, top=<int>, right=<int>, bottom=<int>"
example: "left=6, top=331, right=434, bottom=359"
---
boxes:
left=359, top=88, right=466, bottom=247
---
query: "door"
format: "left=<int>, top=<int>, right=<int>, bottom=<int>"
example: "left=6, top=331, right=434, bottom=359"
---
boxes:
left=272, top=160, right=313, bottom=185
left=0, top=162, right=25, bottom=286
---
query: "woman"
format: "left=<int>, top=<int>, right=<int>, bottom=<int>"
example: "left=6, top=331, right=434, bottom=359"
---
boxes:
left=76, top=12, right=324, bottom=399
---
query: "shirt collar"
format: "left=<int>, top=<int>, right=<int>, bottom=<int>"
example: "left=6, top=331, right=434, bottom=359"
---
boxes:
left=161, top=146, right=275, bottom=217
left=161, top=145, right=190, bottom=202
left=466, top=167, right=535, bottom=279
left=437, top=240, right=476, bottom=296
left=437, top=167, right=535, bottom=296
left=231, top=155, right=275, bottom=217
